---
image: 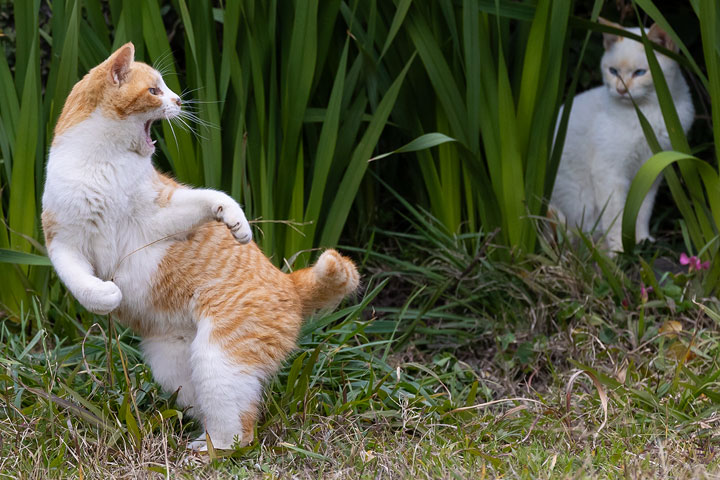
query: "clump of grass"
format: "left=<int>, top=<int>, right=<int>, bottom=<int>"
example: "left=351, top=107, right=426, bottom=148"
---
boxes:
left=3, top=204, right=720, bottom=478
left=3, top=249, right=720, bottom=478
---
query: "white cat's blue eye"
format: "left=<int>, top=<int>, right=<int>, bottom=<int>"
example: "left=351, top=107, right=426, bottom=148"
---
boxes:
left=149, top=87, right=158, bottom=95
left=609, top=67, right=619, bottom=76
left=633, top=69, right=647, bottom=77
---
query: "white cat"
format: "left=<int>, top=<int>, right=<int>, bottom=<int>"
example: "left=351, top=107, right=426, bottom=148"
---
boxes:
left=551, top=19, right=694, bottom=252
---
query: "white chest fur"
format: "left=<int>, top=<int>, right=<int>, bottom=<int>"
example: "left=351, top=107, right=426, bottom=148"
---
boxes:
left=43, top=112, right=175, bottom=326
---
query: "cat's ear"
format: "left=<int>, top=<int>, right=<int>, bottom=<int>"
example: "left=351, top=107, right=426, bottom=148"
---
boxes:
left=108, top=42, right=135, bottom=85
left=598, top=17, right=623, bottom=50
left=647, top=23, right=677, bottom=52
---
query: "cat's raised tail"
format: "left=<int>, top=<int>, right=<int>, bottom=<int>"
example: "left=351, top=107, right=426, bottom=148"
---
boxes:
left=290, top=249, right=360, bottom=317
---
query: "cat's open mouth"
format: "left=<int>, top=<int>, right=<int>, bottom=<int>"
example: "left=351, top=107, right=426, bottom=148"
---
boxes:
left=144, top=120, right=157, bottom=149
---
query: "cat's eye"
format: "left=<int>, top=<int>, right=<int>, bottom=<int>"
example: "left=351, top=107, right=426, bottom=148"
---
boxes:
left=633, top=69, right=647, bottom=77
left=148, top=87, right=158, bottom=95
left=609, top=67, right=619, bottom=76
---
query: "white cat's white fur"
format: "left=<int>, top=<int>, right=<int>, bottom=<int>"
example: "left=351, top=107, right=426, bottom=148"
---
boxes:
left=551, top=22, right=694, bottom=251
left=42, top=46, right=253, bottom=449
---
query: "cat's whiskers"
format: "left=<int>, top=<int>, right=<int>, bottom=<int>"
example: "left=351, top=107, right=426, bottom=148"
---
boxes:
left=153, top=50, right=176, bottom=78
left=177, top=111, right=217, bottom=130
left=165, top=114, right=180, bottom=150
left=181, top=87, right=204, bottom=97
left=171, top=116, right=209, bottom=141
left=182, top=99, right=224, bottom=105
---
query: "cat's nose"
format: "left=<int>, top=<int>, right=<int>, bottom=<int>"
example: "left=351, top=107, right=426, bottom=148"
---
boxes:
left=174, top=97, right=182, bottom=106
left=616, top=86, right=628, bottom=95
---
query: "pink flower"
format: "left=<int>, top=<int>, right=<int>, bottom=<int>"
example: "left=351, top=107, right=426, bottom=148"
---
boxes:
left=680, top=253, right=710, bottom=272
left=640, top=283, right=653, bottom=303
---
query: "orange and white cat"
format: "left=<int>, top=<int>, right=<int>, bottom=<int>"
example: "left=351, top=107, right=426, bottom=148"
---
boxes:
left=41, top=43, right=359, bottom=450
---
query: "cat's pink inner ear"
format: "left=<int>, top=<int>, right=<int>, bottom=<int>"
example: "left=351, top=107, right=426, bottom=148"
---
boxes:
left=598, top=17, right=622, bottom=50
left=647, top=23, right=676, bottom=52
left=109, top=43, right=135, bottom=85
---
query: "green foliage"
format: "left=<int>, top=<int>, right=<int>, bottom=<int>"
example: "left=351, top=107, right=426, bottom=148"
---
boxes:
left=0, top=3, right=719, bottom=475
left=4, top=218, right=720, bottom=477
left=622, top=1, right=720, bottom=293
left=0, top=0, right=432, bottom=315
left=380, top=0, right=590, bottom=254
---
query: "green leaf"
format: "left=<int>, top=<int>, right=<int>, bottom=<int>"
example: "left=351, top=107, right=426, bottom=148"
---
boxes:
left=9, top=38, right=39, bottom=255
left=125, top=402, right=141, bottom=449
left=319, top=54, right=415, bottom=247
left=302, top=41, right=349, bottom=249
left=406, top=10, right=468, bottom=147
left=368, top=133, right=457, bottom=162
left=0, top=249, right=51, bottom=266
left=623, top=151, right=720, bottom=253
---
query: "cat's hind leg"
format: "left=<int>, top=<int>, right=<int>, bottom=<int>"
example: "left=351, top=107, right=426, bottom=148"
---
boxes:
left=142, top=336, right=198, bottom=413
left=188, top=317, right=262, bottom=450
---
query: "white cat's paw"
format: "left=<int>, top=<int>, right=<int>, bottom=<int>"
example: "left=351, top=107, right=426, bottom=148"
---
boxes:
left=187, top=439, right=207, bottom=452
left=82, top=280, right=122, bottom=314
left=213, top=199, right=252, bottom=244
left=637, top=233, right=656, bottom=243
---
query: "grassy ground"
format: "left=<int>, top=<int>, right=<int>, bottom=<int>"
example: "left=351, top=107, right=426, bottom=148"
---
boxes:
left=2, top=218, right=720, bottom=479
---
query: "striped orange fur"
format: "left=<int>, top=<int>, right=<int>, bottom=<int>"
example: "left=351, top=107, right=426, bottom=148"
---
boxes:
left=150, top=217, right=359, bottom=372
left=148, top=215, right=359, bottom=447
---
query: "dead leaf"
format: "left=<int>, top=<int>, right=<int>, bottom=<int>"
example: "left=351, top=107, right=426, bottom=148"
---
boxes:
left=615, top=365, right=627, bottom=385
left=659, top=320, right=683, bottom=338
left=666, top=340, right=696, bottom=362
left=565, top=370, right=608, bottom=436
left=497, top=404, right=528, bottom=421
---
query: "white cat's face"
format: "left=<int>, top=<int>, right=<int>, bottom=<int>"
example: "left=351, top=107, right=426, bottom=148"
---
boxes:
left=599, top=24, right=678, bottom=103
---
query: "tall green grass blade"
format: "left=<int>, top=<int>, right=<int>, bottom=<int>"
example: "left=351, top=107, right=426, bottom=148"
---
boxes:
left=638, top=19, right=715, bottom=249
left=0, top=249, right=51, bottom=266
left=302, top=41, right=349, bottom=250
left=494, top=15, right=526, bottom=249
left=624, top=152, right=720, bottom=254
left=634, top=0, right=707, bottom=90
left=0, top=39, right=20, bottom=164
left=278, top=0, right=318, bottom=217
left=547, top=0, right=603, bottom=197
left=47, top=0, right=79, bottom=137
left=698, top=0, right=720, bottom=157
left=368, top=133, right=456, bottom=162
left=13, top=0, right=40, bottom=97
left=9, top=38, right=39, bottom=254
left=515, top=0, right=551, bottom=158
left=406, top=10, right=468, bottom=147
left=319, top=54, right=415, bottom=247
left=380, top=0, right=411, bottom=60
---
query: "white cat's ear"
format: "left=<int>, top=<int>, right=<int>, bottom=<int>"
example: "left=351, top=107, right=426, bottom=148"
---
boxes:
left=647, top=24, right=677, bottom=52
left=108, top=42, right=135, bottom=85
left=598, top=17, right=623, bottom=50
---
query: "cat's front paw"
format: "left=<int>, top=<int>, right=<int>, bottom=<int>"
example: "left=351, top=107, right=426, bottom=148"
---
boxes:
left=637, top=233, right=656, bottom=243
left=213, top=199, right=252, bottom=244
left=187, top=439, right=207, bottom=452
left=82, top=280, right=122, bottom=314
